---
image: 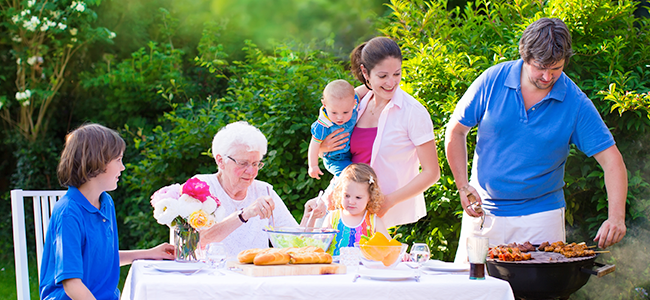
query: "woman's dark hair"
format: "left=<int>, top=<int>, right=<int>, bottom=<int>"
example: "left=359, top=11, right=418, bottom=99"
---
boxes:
left=350, top=37, right=402, bottom=89
left=57, top=123, right=125, bottom=188
left=519, top=18, right=574, bottom=67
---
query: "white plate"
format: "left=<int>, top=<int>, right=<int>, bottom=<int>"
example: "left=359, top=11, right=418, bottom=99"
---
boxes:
left=422, top=261, right=469, bottom=272
left=152, top=261, right=207, bottom=273
left=357, top=268, right=416, bottom=280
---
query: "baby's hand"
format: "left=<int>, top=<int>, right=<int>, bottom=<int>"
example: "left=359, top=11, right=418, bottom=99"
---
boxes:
left=308, top=166, right=323, bottom=179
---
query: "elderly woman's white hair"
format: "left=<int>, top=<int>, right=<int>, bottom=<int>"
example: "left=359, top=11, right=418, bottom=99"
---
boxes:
left=212, top=121, right=268, bottom=158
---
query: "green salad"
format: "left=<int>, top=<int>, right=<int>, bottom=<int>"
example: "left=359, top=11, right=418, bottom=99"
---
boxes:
left=271, top=234, right=329, bottom=250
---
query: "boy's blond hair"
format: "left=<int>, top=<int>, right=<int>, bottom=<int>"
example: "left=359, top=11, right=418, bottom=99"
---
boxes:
left=333, top=163, right=383, bottom=214
left=322, top=79, right=355, bottom=105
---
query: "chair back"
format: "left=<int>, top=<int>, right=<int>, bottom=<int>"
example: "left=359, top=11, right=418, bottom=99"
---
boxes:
left=11, top=189, right=66, bottom=300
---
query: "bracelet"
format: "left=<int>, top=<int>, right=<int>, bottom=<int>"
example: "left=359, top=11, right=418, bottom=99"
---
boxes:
left=238, top=209, right=248, bottom=223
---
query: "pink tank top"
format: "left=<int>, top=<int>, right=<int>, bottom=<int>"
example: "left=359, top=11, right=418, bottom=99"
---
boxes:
left=350, top=127, right=377, bottom=164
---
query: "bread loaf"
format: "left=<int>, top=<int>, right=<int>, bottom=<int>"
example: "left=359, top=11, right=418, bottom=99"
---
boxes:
left=237, top=248, right=265, bottom=264
left=253, top=249, right=291, bottom=265
left=290, top=251, right=333, bottom=264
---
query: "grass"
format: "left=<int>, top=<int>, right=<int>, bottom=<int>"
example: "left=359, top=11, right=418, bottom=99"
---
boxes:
left=0, top=257, right=130, bottom=300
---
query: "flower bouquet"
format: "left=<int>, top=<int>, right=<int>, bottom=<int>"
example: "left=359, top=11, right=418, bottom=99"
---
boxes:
left=151, top=178, right=223, bottom=262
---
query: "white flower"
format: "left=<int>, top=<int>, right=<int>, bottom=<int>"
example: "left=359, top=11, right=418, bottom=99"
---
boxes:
left=71, top=37, right=77, bottom=43
left=57, top=23, right=67, bottom=30
left=50, top=10, right=62, bottom=19
left=21, top=9, right=30, bottom=17
left=40, top=19, right=56, bottom=31
left=12, top=15, right=20, bottom=23
left=153, top=198, right=181, bottom=226
left=108, top=31, right=116, bottom=39
left=22, top=100, right=30, bottom=106
left=69, top=28, right=78, bottom=36
left=27, top=56, right=37, bottom=65
left=16, top=58, right=22, bottom=65
left=25, top=90, right=31, bottom=98
left=213, top=205, right=227, bottom=222
left=12, top=35, right=22, bottom=42
left=16, top=92, right=23, bottom=100
left=23, top=16, right=40, bottom=31
left=177, top=194, right=203, bottom=218
left=28, top=0, right=35, bottom=7
left=201, top=197, right=217, bottom=214
left=71, top=1, right=85, bottom=12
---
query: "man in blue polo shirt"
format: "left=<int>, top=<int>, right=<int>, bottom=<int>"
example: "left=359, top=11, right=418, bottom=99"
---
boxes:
left=445, top=18, right=628, bottom=263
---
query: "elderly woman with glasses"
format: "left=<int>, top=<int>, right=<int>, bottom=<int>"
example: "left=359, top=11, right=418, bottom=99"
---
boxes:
left=196, top=121, right=325, bottom=256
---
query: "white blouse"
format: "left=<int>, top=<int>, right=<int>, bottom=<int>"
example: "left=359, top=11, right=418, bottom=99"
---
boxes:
left=193, top=174, right=299, bottom=257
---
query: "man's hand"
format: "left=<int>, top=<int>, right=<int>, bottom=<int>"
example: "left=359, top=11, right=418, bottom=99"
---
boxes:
left=594, top=218, right=626, bottom=249
left=460, top=185, right=483, bottom=218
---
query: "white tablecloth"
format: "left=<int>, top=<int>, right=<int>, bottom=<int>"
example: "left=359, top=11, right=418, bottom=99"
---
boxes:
left=122, top=260, right=514, bottom=300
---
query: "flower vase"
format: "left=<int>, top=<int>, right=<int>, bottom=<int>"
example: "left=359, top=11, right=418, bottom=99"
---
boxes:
left=174, top=222, right=200, bottom=262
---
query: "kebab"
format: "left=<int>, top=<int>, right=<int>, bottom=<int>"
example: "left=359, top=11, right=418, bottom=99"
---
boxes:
left=489, top=245, right=533, bottom=261
left=538, top=241, right=597, bottom=258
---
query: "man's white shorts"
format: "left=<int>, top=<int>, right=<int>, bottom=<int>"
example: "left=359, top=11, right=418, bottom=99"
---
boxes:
left=454, top=207, right=565, bottom=264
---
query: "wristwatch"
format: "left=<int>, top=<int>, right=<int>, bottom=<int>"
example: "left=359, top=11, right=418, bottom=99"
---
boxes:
left=238, top=208, right=248, bottom=223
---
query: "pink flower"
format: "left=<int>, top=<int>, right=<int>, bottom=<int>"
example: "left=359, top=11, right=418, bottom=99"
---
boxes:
left=150, top=183, right=181, bottom=206
left=182, top=178, right=212, bottom=203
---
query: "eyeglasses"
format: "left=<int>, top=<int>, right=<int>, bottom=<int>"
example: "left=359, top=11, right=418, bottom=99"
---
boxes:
left=226, top=156, right=264, bottom=170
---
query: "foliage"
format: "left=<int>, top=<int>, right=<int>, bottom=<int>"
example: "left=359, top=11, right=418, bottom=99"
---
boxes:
left=0, top=0, right=115, bottom=142
left=118, top=26, right=352, bottom=247
left=78, top=9, right=226, bottom=130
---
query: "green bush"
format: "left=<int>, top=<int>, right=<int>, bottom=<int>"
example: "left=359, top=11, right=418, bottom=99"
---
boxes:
left=117, top=24, right=353, bottom=247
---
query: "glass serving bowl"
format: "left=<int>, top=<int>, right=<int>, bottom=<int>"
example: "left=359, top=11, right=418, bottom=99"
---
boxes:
left=263, top=227, right=338, bottom=252
left=358, top=243, right=408, bottom=269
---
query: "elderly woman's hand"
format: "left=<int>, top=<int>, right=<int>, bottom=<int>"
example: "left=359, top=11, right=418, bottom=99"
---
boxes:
left=244, top=195, right=276, bottom=220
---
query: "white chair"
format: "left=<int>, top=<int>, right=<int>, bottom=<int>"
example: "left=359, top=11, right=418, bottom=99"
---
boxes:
left=11, top=189, right=66, bottom=300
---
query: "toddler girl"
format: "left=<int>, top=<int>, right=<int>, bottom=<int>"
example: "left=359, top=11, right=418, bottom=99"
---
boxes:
left=321, top=163, right=389, bottom=256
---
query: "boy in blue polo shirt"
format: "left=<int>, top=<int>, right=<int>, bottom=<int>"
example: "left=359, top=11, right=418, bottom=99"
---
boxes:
left=39, top=124, right=174, bottom=300
left=308, top=79, right=359, bottom=179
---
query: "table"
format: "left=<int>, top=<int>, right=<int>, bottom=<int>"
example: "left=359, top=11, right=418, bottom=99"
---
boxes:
left=122, top=260, right=515, bottom=300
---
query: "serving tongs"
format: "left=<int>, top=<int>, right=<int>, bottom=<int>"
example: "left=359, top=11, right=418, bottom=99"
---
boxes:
left=266, top=186, right=275, bottom=229
left=304, top=190, right=323, bottom=232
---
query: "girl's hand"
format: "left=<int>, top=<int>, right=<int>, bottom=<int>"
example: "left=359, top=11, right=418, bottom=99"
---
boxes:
left=304, top=197, right=327, bottom=219
left=319, top=128, right=348, bottom=155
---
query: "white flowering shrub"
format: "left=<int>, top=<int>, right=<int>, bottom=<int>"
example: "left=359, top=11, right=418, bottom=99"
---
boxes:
left=0, top=0, right=116, bottom=141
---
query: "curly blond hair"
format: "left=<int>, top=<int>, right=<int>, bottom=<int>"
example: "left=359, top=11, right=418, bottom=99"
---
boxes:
left=332, top=163, right=383, bottom=214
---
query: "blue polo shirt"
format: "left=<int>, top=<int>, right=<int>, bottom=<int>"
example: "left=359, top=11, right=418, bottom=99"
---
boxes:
left=40, top=187, right=120, bottom=300
left=453, top=59, right=615, bottom=216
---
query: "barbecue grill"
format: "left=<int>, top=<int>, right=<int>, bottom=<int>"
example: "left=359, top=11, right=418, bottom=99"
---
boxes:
left=487, top=251, right=615, bottom=300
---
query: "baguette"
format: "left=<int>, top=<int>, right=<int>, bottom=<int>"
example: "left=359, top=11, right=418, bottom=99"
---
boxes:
left=290, top=252, right=333, bottom=264
left=253, top=249, right=291, bottom=265
left=237, top=248, right=266, bottom=264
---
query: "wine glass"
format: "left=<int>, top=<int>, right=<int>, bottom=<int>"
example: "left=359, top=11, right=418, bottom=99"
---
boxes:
left=205, top=242, right=227, bottom=270
left=410, top=243, right=431, bottom=275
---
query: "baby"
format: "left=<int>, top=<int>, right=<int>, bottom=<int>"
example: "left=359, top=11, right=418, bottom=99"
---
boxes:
left=308, top=79, right=358, bottom=179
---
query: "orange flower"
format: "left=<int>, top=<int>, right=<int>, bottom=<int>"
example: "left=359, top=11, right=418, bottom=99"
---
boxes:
left=188, top=210, right=215, bottom=230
